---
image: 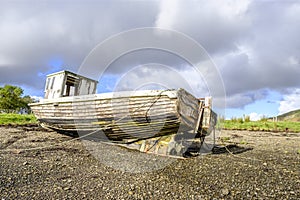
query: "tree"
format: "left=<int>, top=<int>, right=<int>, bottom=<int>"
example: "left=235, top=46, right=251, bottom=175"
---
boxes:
left=0, top=85, right=35, bottom=113
left=20, top=95, right=36, bottom=113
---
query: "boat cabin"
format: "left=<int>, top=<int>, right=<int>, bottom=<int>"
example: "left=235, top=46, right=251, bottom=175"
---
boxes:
left=44, top=70, right=98, bottom=99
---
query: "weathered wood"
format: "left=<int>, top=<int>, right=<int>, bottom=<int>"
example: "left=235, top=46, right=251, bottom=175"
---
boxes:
left=30, top=88, right=216, bottom=142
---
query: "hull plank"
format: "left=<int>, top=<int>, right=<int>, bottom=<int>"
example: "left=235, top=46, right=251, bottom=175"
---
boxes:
left=30, top=89, right=216, bottom=143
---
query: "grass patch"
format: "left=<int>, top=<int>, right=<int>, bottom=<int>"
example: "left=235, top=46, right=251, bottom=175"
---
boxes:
left=0, top=113, right=37, bottom=125
left=220, top=136, right=230, bottom=142
left=240, top=140, right=248, bottom=145
left=223, top=120, right=300, bottom=132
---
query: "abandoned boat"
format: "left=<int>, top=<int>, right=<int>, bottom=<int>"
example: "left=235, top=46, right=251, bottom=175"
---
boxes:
left=30, top=70, right=217, bottom=156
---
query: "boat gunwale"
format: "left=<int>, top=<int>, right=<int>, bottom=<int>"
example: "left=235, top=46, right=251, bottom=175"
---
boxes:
left=29, top=89, right=179, bottom=106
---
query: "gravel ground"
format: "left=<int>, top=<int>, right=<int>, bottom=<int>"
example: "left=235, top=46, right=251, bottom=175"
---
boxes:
left=0, top=126, right=299, bottom=199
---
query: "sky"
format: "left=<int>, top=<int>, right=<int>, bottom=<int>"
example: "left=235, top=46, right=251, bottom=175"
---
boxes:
left=0, top=0, right=300, bottom=120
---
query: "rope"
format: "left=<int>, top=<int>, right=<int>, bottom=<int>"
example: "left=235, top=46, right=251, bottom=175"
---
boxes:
left=0, top=90, right=173, bottom=153
left=145, top=89, right=172, bottom=123
left=145, top=136, right=163, bottom=153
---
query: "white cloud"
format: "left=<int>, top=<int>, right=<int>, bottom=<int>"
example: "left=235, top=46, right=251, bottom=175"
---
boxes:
left=155, top=0, right=252, bottom=54
left=249, top=112, right=263, bottom=121
left=155, top=0, right=300, bottom=110
left=113, top=64, right=209, bottom=97
left=30, top=95, right=43, bottom=102
left=278, top=89, right=300, bottom=114
left=155, top=0, right=179, bottom=29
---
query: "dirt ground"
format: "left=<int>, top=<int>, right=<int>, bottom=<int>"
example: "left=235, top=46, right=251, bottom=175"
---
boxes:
left=0, top=126, right=299, bottom=199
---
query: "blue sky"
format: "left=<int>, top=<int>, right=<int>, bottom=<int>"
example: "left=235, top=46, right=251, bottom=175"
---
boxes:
left=1, top=0, right=300, bottom=120
left=225, top=90, right=282, bottom=120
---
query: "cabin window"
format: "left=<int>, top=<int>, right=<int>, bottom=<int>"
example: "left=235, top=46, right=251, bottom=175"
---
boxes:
left=45, top=78, right=50, bottom=90
left=50, top=77, right=55, bottom=89
left=63, top=75, right=79, bottom=96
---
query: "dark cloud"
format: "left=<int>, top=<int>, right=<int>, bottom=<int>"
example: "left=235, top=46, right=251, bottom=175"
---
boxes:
left=154, top=1, right=300, bottom=96
left=0, top=0, right=299, bottom=111
left=0, top=0, right=159, bottom=90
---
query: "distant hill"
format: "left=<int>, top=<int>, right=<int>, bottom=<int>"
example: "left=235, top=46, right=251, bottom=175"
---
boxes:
left=276, top=109, right=300, bottom=122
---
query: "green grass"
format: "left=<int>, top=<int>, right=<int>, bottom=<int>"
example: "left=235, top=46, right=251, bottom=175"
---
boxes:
left=1, top=113, right=300, bottom=132
left=0, top=113, right=38, bottom=125
left=223, top=120, right=300, bottom=132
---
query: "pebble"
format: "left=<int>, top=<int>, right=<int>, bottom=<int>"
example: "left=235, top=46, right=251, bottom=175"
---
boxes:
left=0, top=128, right=299, bottom=199
left=221, top=188, right=230, bottom=196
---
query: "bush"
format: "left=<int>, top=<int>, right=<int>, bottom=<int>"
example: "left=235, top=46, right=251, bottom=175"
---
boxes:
left=238, top=117, right=244, bottom=123
left=244, top=115, right=251, bottom=122
left=260, top=115, right=269, bottom=122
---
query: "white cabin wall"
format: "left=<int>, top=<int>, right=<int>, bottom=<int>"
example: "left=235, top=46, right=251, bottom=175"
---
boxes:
left=78, top=79, right=97, bottom=95
left=91, top=82, right=97, bottom=94
left=44, top=73, right=65, bottom=99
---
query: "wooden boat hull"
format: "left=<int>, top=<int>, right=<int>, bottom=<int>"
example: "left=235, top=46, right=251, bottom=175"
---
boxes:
left=30, top=88, right=215, bottom=143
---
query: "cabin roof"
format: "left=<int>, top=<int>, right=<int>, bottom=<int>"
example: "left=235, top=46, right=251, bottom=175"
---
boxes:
left=46, top=70, right=98, bottom=83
